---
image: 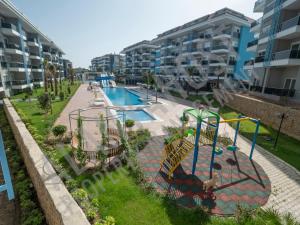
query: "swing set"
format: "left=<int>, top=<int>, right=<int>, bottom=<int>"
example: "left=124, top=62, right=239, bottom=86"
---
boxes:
left=160, top=108, right=260, bottom=179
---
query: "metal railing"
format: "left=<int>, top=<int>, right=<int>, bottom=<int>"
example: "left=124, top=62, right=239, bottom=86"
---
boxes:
left=211, top=45, right=228, bottom=50
left=250, top=85, right=295, bottom=97
left=271, top=49, right=300, bottom=61
left=247, top=39, right=258, bottom=48
left=278, top=15, right=300, bottom=32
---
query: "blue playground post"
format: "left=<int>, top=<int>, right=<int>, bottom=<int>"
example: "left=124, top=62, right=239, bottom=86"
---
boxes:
left=250, top=120, right=260, bottom=160
left=233, top=119, right=241, bottom=147
left=209, top=119, right=220, bottom=178
left=192, top=121, right=202, bottom=175
left=0, top=130, right=15, bottom=200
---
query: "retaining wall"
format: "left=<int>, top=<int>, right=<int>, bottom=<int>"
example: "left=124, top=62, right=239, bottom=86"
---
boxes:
left=3, top=99, right=90, bottom=225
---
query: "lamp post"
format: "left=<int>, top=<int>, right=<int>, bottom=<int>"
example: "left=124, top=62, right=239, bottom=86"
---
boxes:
left=274, top=112, right=287, bottom=149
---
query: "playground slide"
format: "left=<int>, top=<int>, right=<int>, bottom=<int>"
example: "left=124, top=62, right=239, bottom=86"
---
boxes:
left=160, top=139, right=195, bottom=179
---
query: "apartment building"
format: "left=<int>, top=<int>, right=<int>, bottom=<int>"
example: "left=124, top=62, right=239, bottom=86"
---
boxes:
left=91, top=54, right=124, bottom=74
left=247, top=0, right=300, bottom=102
left=0, top=0, right=65, bottom=97
left=152, top=8, right=254, bottom=89
left=121, top=40, right=157, bottom=80
left=63, top=59, right=72, bottom=78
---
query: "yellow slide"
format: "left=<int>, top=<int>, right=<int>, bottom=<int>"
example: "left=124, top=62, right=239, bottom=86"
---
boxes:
left=160, top=139, right=195, bottom=179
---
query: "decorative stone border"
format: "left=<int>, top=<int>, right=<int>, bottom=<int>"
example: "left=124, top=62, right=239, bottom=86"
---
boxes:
left=3, top=99, right=90, bottom=225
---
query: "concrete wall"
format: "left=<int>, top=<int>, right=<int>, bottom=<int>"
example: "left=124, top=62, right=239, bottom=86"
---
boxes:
left=3, top=99, right=90, bottom=225
left=226, top=94, right=300, bottom=140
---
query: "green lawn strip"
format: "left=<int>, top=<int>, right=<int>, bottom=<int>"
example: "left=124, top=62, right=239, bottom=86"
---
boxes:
left=10, top=80, right=76, bottom=100
left=12, top=81, right=80, bottom=136
left=219, top=106, right=300, bottom=171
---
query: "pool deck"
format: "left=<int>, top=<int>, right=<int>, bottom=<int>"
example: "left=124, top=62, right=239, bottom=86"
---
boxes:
left=56, top=84, right=300, bottom=221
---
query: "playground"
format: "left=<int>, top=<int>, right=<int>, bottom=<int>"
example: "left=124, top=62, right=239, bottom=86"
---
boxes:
left=138, top=108, right=271, bottom=215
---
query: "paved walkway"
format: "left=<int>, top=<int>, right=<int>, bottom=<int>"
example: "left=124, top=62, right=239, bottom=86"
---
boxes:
left=56, top=84, right=300, bottom=221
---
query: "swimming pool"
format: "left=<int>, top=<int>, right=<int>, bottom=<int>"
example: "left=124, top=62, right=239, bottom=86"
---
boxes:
left=103, top=87, right=144, bottom=106
left=118, top=110, right=155, bottom=122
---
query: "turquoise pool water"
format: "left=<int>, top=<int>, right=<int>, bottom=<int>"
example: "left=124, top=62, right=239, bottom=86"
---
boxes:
left=103, top=87, right=143, bottom=106
left=118, top=110, right=155, bottom=122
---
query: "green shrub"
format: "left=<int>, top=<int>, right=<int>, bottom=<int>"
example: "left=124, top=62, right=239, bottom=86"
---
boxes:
left=72, top=188, right=88, bottom=202
left=86, top=207, right=97, bottom=221
left=67, top=85, right=71, bottom=95
left=128, top=129, right=151, bottom=151
left=51, top=92, right=56, bottom=100
left=180, top=114, right=189, bottom=124
left=37, top=93, right=51, bottom=114
left=59, top=91, right=65, bottom=101
left=52, top=125, right=67, bottom=137
left=95, top=216, right=116, bottom=225
left=125, top=119, right=135, bottom=128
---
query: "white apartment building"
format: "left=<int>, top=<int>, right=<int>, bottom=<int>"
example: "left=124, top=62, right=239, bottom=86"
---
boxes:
left=121, top=40, right=157, bottom=81
left=248, top=0, right=300, bottom=102
left=91, top=54, right=124, bottom=74
left=0, top=0, right=65, bottom=97
left=152, top=8, right=254, bottom=90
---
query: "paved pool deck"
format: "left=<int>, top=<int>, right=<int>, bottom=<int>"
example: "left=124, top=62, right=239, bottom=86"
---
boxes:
left=56, top=84, right=300, bottom=221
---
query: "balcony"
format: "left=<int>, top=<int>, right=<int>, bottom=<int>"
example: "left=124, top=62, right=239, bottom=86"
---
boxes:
left=255, top=49, right=300, bottom=67
left=213, top=30, right=232, bottom=40
left=27, top=38, right=39, bottom=47
left=254, top=0, right=265, bottom=12
left=30, top=52, right=42, bottom=60
left=250, top=86, right=295, bottom=97
left=211, top=45, right=229, bottom=53
left=209, top=60, right=227, bottom=67
left=276, top=15, right=300, bottom=40
left=8, top=62, right=28, bottom=72
left=244, top=59, right=254, bottom=69
left=1, top=22, right=20, bottom=36
left=4, top=43, right=24, bottom=55
left=247, top=39, right=258, bottom=51
left=31, top=65, right=43, bottom=72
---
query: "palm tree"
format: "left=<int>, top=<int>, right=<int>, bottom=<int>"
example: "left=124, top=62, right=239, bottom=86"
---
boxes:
left=68, top=65, right=74, bottom=85
left=43, top=60, right=49, bottom=93
left=49, top=65, right=58, bottom=96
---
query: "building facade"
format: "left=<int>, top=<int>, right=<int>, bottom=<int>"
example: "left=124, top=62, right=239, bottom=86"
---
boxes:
left=0, top=0, right=65, bottom=97
left=63, top=59, right=72, bottom=78
left=247, top=0, right=300, bottom=102
left=152, top=8, right=254, bottom=88
left=121, top=40, right=157, bottom=80
left=91, top=54, right=124, bottom=74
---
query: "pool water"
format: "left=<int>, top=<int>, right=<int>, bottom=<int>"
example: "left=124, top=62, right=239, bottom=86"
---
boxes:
left=118, top=110, right=155, bottom=122
left=103, top=87, right=144, bottom=106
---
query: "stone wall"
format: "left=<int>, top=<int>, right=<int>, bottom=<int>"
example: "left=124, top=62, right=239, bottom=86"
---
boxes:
left=3, top=99, right=90, bottom=225
left=225, top=94, right=300, bottom=141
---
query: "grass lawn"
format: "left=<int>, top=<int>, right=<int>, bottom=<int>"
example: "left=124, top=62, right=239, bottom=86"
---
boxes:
left=219, top=106, right=300, bottom=171
left=10, top=86, right=300, bottom=225
left=12, top=81, right=80, bottom=136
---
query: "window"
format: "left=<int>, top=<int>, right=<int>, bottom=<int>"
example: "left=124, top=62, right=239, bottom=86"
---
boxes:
left=284, top=78, right=296, bottom=90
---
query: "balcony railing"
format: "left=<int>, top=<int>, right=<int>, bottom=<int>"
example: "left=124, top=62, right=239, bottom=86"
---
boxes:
left=212, top=45, right=228, bottom=51
left=244, top=59, right=254, bottom=66
left=5, top=43, right=21, bottom=50
left=271, top=49, right=300, bottom=61
left=9, top=62, right=25, bottom=68
left=11, top=80, right=29, bottom=85
left=209, top=60, right=226, bottom=64
left=31, top=65, right=42, bottom=69
left=255, top=55, right=265, bottom=63
left=278, top=15, right=300, bottom=33
left=247, top=39, right=258, bottom=48
left=250, top=86, right=295, bottom=97
left=213, top=30, right=231, bottom=37
left=1, top=22, right=17, bottom=31
left=229, top=60, right=236, bottom=65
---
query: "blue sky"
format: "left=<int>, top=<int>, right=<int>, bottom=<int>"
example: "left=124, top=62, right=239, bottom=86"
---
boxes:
left=11, top=0, right=261, bottom=68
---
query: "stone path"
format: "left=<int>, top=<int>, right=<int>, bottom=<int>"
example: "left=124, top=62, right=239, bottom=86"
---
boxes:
left=57, top=84, right=300, bottom=221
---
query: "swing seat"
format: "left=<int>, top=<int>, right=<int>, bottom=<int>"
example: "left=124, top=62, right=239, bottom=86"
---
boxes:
left=227, top=145, right=237, bottom=152
left=215, top=147, right=223, bottom=156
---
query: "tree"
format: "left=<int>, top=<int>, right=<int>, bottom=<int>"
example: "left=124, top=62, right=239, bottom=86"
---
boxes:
left=43, top=60, right=50, bottom=93
left=37, top=93, right=52, bottom=114
left=49, top=64, right=58, bottom=96
left=68, top=65, right=75, bottom=85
